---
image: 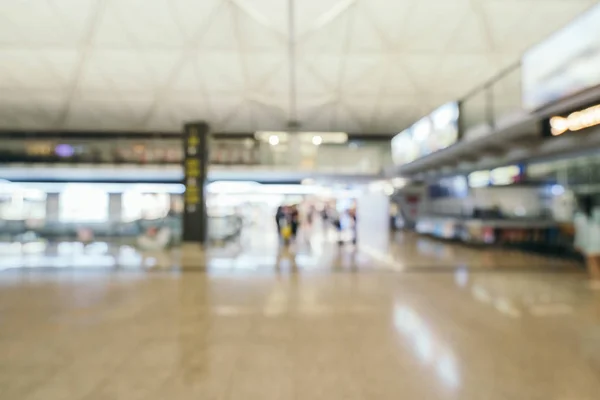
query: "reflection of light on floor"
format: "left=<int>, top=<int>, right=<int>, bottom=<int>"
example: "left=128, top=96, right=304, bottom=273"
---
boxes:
left=529, top=303, right=573, bottom=317
left=466, top=276, right=580, bottom=318
left=360, top=245, right=404, bottom=270
left=472, top=285, right=492, bottom=304
left=393, top=305, right=461, bottom=390
left=144, top=257, right=157, bottom=267
left=454, top=268, right=469, bottom=287
left=117, top=246, right=143, bottom=267
left=436, top=353, right=460, bottom=388
left=57, top=242, right=85, bottom=254
left=493, top=298, right=521, bottom=318
left=213, top=306, right=250, bottom=316
left=416, top=332, right=434, bottom=363
left=85, top=242, right=109, bottom=254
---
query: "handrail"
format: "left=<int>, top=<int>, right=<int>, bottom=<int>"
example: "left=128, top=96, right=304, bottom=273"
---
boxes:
left=460, top=62, right=524, bottom=136
left=461, top=62, right=521, bottom=102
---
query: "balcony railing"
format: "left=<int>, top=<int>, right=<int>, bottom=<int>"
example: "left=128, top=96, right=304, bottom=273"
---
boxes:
left=0, top=138, right=390, bottom=176
left=460, top=63, right=523, bottom=138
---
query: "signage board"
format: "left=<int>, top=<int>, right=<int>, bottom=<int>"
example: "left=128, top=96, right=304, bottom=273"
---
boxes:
left=522, top=4, right=600, bottom=110
left=428, top=176, right=468, bottom=199
left=390, top=102, right=459, bottom=166
left=543, top=103, right=600, bottom=137
left=391, top=128, right=419, bottom=166
left=468, top=165, right=524, bottom=187
left=182, top=122, right=209, bottom=243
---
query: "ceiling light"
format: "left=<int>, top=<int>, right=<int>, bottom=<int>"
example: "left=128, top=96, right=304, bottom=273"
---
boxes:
left=268, top=135, right=279, bottom=146
left=312, top=135, right=323, bottom=146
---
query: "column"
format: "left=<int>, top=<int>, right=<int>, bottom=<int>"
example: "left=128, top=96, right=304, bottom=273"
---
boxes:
left=356, top=191, right=390, bottom=252
left=46, top=193, right=60, bottom=224
left=182, top=122, right=210, bottom=243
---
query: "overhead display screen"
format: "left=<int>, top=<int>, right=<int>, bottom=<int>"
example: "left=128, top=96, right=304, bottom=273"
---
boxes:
left=522, top=4, right=600, bottom=110
left=390, top=102, right=460, bottom=166
left=391, top=128, right=419, bottom=166
left=468, top=165, right=524, bottom=188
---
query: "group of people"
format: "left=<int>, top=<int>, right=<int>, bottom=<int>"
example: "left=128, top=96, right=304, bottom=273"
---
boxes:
left=275, top=203, right=357, bottom=245
left=574, top=194, right=600, bottom=281
left=275, top=205, right=300, bottom=241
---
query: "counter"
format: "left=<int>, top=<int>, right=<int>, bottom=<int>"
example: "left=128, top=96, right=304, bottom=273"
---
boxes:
left=415, top=215, right=575, bottom=253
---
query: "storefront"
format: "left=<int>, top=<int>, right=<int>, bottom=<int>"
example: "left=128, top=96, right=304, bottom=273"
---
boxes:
left=0, top=182, right=185, bottom=241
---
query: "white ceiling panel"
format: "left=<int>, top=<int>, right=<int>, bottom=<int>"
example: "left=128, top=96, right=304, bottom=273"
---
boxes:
left=147, top=96, right=214, bottom=131
left=0, top=0, right=596, bottom=133
left=0, top=50, right=78, bottom=90
left=197, top=53, right=245, bottom=93
left=95, top=0, right=186, bottom=48
left=0, top=94, right=66, bottom=129
left=65, top=98, right=153, bottom=130
left=0, top=0, right=96, bottom=46
left=79, top=50, right=180, bottom=93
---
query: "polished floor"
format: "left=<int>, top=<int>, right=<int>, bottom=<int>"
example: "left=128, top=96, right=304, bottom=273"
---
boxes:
left=1, top=230, right=599, bottom=399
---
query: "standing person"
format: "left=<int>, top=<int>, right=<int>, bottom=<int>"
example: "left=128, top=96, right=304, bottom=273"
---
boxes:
left=290, top=205, right=300, bottom=239
left=348, top=205, right=357, bottom=244
left=326, top=205, right=342, bottom=243
left=574, top=195, right=600, bottom=280
left=321, top=205, right=329, bottom=225
left=275, top=205, right=284, bottom=236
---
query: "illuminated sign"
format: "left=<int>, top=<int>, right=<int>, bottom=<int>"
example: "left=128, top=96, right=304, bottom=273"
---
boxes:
left=390, top=102, right=459, bottom=166
left=549, top=104, right=600, bottom=136
left=468, top=170, right=491, bottom=188
left=468, top=165, right=523, bottom=187
left=182, top=122, right=209, bottom=242
left=490, top=165, right=521, bottom=186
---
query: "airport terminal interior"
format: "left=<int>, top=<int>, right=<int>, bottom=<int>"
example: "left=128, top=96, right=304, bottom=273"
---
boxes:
left=2, top=0, right=600, bottom=399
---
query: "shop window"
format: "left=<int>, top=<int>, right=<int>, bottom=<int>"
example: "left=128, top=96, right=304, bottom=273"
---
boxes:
left=122, top=192, right=170, bottom=222
left=0, top=184, right=46, bottom=221
left=60, top=185, right=109, bottom=222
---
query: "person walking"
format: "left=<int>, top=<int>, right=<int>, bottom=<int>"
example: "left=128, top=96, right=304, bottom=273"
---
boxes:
left=574, top=195, right=600, bottom=280
left=275, top=205, right=284, bottom=236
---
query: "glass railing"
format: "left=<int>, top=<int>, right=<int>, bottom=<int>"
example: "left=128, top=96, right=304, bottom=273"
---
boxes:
left=0, top=214, right=248, bottom=247
left=460, top=63, right=522, bottom=138
left=0, top=139, right=389, bottom=175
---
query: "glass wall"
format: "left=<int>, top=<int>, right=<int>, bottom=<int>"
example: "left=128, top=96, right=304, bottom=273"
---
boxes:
left=0, top=136, right=390, bottom=174
left=59, top=185, right=109, bottom=222
left=0, top=182, right=184, bottom=243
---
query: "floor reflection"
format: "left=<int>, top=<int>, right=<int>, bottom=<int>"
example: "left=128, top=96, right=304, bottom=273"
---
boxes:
left=0, top=249, right=599, bottom=399
left=0, top=230, right=584, bottom=274
left=394, top=305, right=461, bottom=390
left=455, top=269, right=591, bottom=318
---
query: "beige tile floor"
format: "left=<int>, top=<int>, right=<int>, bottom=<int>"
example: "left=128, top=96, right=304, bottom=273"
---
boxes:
left=1, top=231, right=599, bottom=399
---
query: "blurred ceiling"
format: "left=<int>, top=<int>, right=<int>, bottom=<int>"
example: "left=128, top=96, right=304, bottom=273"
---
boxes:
left=0, top=0, right=596, bottom=134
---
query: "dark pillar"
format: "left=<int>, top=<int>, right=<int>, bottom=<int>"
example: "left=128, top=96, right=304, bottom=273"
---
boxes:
left=182, top=122, right=210, bottom=243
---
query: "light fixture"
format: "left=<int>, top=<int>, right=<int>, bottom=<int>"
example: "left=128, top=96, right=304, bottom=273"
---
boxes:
left=551, top=184, right=565, bottom=196
left=268, top=135, right=279, bottom=146
left=550, top=104, right=600, bottom=136
left=312, top=135, right=323, bottom=146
